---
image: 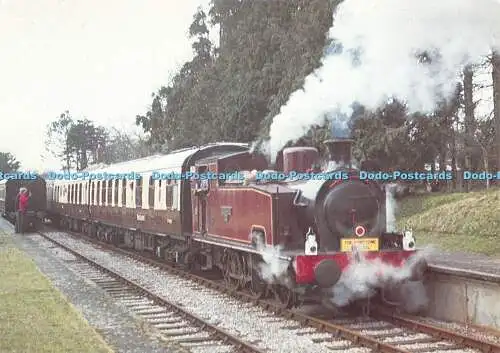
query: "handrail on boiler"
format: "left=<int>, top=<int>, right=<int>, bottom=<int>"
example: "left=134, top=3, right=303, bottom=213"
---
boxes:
left=293, top=190, right=308, bottom=207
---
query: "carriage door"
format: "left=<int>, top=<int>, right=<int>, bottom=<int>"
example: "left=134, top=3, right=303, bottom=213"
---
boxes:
left=195, top=165, right=209, bottom=235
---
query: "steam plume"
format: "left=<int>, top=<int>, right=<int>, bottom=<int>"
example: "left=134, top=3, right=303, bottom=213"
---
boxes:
left=253, top=234, right=292, bottom=286
left=268, top=0, right=500, bottom=161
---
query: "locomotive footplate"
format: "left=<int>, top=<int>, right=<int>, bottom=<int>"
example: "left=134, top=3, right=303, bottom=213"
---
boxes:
left=340, top=237, right=379, bottom=252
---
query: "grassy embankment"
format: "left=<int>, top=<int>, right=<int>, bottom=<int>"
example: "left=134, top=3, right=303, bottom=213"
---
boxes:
left=396, top=187, right=500, bottom=256
left=0, top=230, right=114, bottom=353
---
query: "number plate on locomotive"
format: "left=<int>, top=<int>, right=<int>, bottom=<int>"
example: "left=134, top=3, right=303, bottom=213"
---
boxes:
left=340, top=238, right=379, bottom=252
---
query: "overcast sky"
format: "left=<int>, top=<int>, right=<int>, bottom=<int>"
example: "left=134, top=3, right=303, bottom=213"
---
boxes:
left=1, top=0, right=495, bottom=172
left=0, top=0, right=211, bottom=171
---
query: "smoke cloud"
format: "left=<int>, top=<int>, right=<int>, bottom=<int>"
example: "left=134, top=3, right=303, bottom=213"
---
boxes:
left=268, top=0, right=500, bottom=161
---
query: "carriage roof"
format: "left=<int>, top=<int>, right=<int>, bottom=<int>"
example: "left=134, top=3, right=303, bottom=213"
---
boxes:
left=51, top=143, right=249, bottom=185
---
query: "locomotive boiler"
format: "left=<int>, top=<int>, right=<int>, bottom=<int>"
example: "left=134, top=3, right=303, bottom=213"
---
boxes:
left=286, top=139, right=387, bottom=252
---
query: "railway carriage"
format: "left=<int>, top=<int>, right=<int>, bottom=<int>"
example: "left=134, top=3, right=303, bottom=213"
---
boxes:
left=0, top=176, right=47, bottom=230
left=47, top=140, right=427, bottom=311
left=46, top=143, right=249, bottom=255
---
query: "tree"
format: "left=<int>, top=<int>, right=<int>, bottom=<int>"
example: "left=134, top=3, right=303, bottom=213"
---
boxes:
left=474, top=118, right=496, bottom=188
left=45, top=111, right=74, bottom=170
left=0, top=152, right=20, bottom=173
left=100, top=128, right=153, bottom=163
left=492, top=50, right=500, bottom=171
left=136, top=7, right=216, bottom=151
left=462, top=65, right=475, bottom=191
left=46, top=112, right=112, bottom=170
left=137, top=1, right=335, bottom=152
left=66, top=119, right=108, bottom=170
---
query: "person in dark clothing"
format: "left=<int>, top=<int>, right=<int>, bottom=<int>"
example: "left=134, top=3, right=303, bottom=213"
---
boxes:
left=16, top=188, right=29, bottom=233
left=14, top=188, right=23, bottom=233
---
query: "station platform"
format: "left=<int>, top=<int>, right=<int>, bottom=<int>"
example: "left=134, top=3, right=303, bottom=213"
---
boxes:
left=427, top=250, right=500, bottom=282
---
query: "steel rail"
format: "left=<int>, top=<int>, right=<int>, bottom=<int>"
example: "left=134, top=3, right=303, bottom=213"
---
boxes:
left=372, top=307, right=500, bottom=353
left=39, top=227, right=500, bottom=353
left=37, top=230, right=265, bottom=353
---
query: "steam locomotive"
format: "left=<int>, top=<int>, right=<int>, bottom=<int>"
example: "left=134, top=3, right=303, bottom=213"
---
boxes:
left=45, top=139, right=427, bottom=311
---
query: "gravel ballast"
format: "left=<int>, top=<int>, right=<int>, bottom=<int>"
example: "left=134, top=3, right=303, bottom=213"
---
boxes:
left=10, top=220, right=500, bottom=353
left=36, top=230, right=376, bottom=353
left=1, top=219, right=187, bottom=353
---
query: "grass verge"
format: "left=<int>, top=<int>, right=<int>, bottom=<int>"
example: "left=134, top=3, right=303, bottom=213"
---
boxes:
left=0, top=230, right=114, bottom=353
left=396, top=187, right=500, bottom=256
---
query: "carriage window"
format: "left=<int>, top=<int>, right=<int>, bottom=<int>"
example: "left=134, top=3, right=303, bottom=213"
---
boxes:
left=148, top=176, right=154, bottom=208
left=96, top=181, right=100, bottom=205
left=78, top=184, right=82, bottom=204
left=135, top=176, right=142, bottom=207
left=122, top=179, right=126, bottom=206
left=101, top=180, right=106, bottom=205
left=129, top=181, right=134, bottom=205
left=114, top=180, right=118, bottom=205
left=165, top=180, right=173, bottom=208
left=172, top=180, right=178, bottom=209
left=107, top=180, right=112, bottom=204
left=158, top=180, right=162, bottom=204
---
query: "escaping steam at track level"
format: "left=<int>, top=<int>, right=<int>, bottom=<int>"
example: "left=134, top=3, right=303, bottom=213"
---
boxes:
left=266, top=0, right=500, bottom=161
left=331, top=246, right=435, bottom=312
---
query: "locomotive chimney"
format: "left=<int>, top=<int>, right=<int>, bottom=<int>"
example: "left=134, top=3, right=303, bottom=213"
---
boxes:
left=324, top=138, right=353, bottom=168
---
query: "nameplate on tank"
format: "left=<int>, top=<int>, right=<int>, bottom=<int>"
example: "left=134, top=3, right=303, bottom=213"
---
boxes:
left=340, top=238, right=379, bottom=252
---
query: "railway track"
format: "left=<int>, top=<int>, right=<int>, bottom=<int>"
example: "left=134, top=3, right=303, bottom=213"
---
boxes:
left=37, top=228, right=500, bottom=353
left=37, top=232, right=264, bottom=353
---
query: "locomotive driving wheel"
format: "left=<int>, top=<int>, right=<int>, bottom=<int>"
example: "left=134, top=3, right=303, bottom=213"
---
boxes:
left=244, top=255, right=267, bottom=299
left=223, top=251, right=243, bottom=292
left=272, top=284, right=295, bottom=309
